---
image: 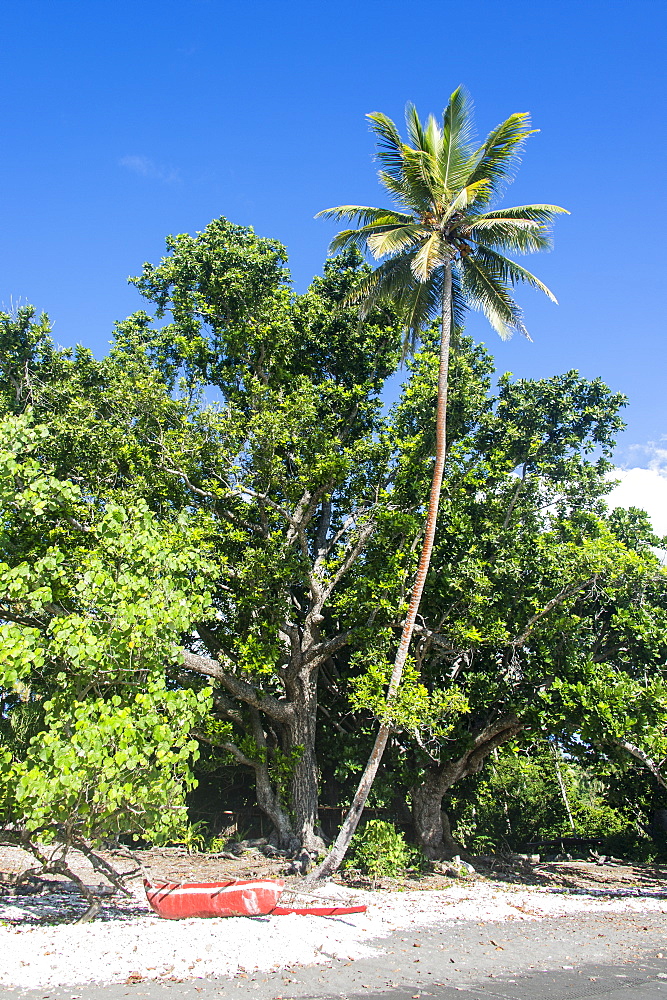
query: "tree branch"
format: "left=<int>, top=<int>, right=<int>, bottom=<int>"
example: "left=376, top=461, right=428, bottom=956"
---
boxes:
left=320, top=519, right=376, bottom=603
left=501, top=462, right=529, bottom=531
left=615, top=737, right=667, bottom=791
left=192, top=731, right=258, bottom=770
left=304, top=630, right=355, bottom=666
left=160, top=464, right=264, bottom=535
left=181, top=649, right=294, bottom=724
left=510, top=576, right=596, bottom=648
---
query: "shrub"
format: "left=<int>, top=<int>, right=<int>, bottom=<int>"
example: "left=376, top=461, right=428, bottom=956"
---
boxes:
left=348, top=820, right=414, bottom=879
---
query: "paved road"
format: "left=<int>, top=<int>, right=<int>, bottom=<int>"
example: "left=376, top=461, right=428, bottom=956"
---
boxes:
left=9, top=911, right=667, bottom=1000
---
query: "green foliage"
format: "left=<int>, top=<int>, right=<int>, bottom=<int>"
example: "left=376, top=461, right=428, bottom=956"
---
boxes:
left=8, top=683, right=210, bottom=845
left=205, top=835, right=228, bottom=853
left=0, top=236, right=405, bottom=851
left=348, top=820, right=415, bottom=878
left=318, top=88, right=567, bottom=345
left=451, top=743, right=635, bottom=853
left=377, top=337, right=665, bottom=787
left=1, top=211, right=666, bottom=862
left=349, top=651, right=469, bottom=742
left=268, top=746, right=304, bottom=808
left=129, top=218, right=297, bottom=398
left=0, top=412, right=214, bottom=846
left=168, top=820, right=210, bottom=854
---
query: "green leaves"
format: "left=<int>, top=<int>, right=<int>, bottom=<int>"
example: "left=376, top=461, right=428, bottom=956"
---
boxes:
left=468, top=204, right=569, bottom=255
left=0, top=624, right=44, bottom=690
left=7, top=681, right=211, bottom=843
left=2, top=201, right=661, bottom=862
left=318, top=91, right=567, bottom=344
left=351, top=334, right=667, bottom=815
left=349, top=650, right=469, bottom=747
left=348, top=819, right=416, bottom=878
left=129, top=217, right=293, bottom=395
left=0, top=411, right=215, bottom=843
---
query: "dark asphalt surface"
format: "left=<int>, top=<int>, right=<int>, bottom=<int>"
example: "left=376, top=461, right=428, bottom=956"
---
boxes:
left=7, top=911, right=667, bottom=1000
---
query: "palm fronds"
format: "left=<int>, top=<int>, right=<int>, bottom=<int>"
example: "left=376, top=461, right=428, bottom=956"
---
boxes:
left=459, top=252, right=529, bottom=340
left=316, top=89, right=566, bottom=344
left=467, top=218, right=553, bottom=254
left=473, top=245, right=558, bottom=303
left=439, top=86, right=476, bottom=191
left=411, top=233, right=449, bottom=282
left=315, top=206, right=413, bottom=226
left=366, top=112, right=406, bottom=182
left=467, top=112, right=537, bottom=199
left=367, top=224, right=425, bottom=260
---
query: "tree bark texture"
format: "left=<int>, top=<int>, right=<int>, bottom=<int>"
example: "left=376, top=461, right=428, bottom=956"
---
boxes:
left=255, top=762, right=299, bottom=852
left=411, top=714, right=523, bottom=858
left=285, top=667, right=326, bottom=852
left=411, top=774, right=460, bottom=860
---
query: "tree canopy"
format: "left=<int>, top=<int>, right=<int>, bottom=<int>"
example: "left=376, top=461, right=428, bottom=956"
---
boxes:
left=1, top=216, right=666, bottom=883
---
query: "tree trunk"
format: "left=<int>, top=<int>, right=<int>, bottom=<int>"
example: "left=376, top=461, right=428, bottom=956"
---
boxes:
left=411, top=771, right=465, bottom=859
left=286, top=667, right=327, bottom=853
left=412, top=775, right=452, bottom=859
left=254, top=761, right=300, bottom=853
left=411, top=715, right=524, bottom=859
left=615, top=738, right=667, bottom=791
left=551, top=743, right=576, bottom=832
left=314, top=263, right=454, bottom=880
left=440, top=811, right=461, bottom=856
left=180, top=646, right=325, bottom=855
left=649, top=809, right=667, bottom=844
left=244, top=704, right=300, bottom=851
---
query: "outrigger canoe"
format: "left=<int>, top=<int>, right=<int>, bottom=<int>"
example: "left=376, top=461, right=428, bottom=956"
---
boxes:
left=144, top=878, right=367, bottom=920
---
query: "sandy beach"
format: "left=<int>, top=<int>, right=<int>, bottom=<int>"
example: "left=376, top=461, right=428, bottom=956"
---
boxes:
left=2, top=867, right=667, bottom=990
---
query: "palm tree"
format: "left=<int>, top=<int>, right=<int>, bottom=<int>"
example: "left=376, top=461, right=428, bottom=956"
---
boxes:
left=313, top=88, right=568, bottom=877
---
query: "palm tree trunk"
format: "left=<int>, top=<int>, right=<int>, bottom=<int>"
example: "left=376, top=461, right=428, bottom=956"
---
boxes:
left=314, top=263, right=453, bottom=879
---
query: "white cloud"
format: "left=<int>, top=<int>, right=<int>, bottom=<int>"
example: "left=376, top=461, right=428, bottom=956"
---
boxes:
left=606, top=467, right=667, bottom=539
left=119, top=155, right=180, bottom=184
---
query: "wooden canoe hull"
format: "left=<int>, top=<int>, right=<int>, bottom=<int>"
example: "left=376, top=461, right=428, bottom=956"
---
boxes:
left=144, top=878, right=284, bottom=919
left=143, top=878, right=367, bottom=919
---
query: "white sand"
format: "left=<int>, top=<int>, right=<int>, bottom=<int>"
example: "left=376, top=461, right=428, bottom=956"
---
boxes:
left=2, top=880, right=667, bottom=989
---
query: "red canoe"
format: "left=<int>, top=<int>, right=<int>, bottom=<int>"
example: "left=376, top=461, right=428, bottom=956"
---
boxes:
left=144, top=878, right=366, bottom=920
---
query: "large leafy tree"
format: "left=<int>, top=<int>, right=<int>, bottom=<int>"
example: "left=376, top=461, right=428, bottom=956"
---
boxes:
left=315, top=89, right=568, bottom=874
left=0, top=229, right=415, bottom=855
left=127, top=226, right=409, bottom=852
left=0, top=412, right=214, bottom=914
left=321, top=338, right=667, bottom=860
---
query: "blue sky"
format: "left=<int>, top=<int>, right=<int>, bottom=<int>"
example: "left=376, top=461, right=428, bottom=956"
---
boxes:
left=1, top=0, right=665, bottom=521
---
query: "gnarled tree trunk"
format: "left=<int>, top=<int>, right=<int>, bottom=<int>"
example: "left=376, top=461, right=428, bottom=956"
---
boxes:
left=411, top=775, right=463, bottom=859
left=412, top=714, right=523, bottom=858
left=254, top=760, right=299, bottom=852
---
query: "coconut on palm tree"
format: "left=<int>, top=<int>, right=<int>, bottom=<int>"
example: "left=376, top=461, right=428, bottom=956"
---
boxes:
left=313, top=88, right=568, bottom=877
